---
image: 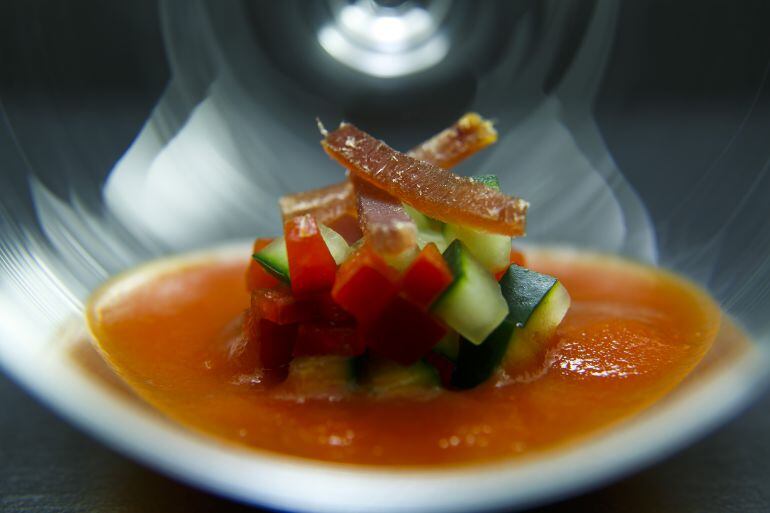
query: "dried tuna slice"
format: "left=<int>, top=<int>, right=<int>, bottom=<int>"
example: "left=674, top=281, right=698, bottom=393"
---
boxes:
left=351, top=175, right=417, bottom=255
left=322, top=123, right=528, bottom=236
left=407, top=112, right=497, bottom=169
left=279, top=113, right=496, bottom=233
left=278, top=181, right=356, bottom=225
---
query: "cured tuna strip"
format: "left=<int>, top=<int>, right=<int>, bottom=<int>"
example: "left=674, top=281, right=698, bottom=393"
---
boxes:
left=279, top=113, right=497, bottom=227
left=278, top=181, right=355, bottom=225
left=322, top=123, right=528, bottom=236
left=348, top=112, right=498, bottom=253
left=407, top=112, right=497, bottom=169
left=351, top=175, right=417, bottom=254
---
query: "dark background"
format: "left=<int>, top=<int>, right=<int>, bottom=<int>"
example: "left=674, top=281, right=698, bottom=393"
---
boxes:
left=2, top=1, right=769, bottom=511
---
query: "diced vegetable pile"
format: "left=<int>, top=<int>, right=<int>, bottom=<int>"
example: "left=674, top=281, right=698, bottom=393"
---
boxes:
left=243, top=113, right=571, bottom=394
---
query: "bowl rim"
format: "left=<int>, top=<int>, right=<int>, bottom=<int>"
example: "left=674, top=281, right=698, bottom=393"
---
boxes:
left=1, top=315, right=768, bottom=513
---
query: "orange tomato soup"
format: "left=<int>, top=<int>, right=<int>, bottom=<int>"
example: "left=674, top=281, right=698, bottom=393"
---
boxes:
left=87, top=248, right=721, bottom=466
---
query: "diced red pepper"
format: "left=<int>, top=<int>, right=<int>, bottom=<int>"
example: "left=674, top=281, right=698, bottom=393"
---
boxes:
left=250, top=287, right=320, bottom=325
left=425, top=351, right=456, bottom=389
left=496, top=247, right=527, bottom=281
left=317, top=293, right=355, bottom=325
left=285, top=214, right=338, bottom=297
left=331, top=246, right=400, bottom=322
left=401, top=243, right=453, bottom=308
left=363, top=296, right=447, bottom=366
left=245, top=238, right=280, bottom=291
left=293, top=322, right=365, bottom=357
left=242, top=309, right=297, bottom=380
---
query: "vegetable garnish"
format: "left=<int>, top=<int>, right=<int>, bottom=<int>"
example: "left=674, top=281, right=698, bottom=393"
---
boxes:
left=243, top=114, right=564, bottom=392
left=322, top=123, right=529, bottom=236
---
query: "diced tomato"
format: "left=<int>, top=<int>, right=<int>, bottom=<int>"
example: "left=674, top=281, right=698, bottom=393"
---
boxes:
left=317, top=293, right=355, bottom=325
left=425, top=351, right=456, bottom=389
left=251, top=287, right=320, bottom=325
left=496, top=247, right=527, bottom=281
left=242, top=309, right=296, bottom=380
left=245, top=238, right=280, bottom=291
left=293, top=322, right=364, bottom=357
left=401, top=243, right=453, bottom=308
left=285, top=214, right=338, bottom=297
left=363, top=296, right=446, bottom=366
left=331, top=246, right=400, bottom=322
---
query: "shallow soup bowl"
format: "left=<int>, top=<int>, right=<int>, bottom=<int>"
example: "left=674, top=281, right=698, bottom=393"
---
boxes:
left=1, top=1, right=769, bottom=511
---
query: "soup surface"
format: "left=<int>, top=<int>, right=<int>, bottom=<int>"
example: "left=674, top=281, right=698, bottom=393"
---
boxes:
left=87, top=247, right=721, bottom=466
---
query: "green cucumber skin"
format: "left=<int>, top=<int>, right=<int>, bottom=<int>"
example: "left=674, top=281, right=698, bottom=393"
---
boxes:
left=441, top=239, right=465, bottom=277
left=452, top=320, right=514, bottom=389
left=451, top=264, right=564, bottom=389
left=500, top=265, right=558, bottom=326
left=253, top=256, right=290, bottom=283
left=253, top=237, right=290, bottom=283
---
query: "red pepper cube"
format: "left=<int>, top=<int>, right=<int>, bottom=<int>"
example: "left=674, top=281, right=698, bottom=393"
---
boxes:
left=400, top=242, right=454, bottom=308
left=424, top=351, right=456, bottom=389
left=318, top=293, right=355, bottom=325
left=285, top=214, right=338, bottom=297
left=246, top=238, right=280, bottom=291
left=251, top=287, right=320, bottom=325
left=364, top=296, right=447, bottom=366
left=242, top=310, right=297, bottom=381
left=331, top=246, right=400, bottom=323
left=293, top=322, right=365, bottom=357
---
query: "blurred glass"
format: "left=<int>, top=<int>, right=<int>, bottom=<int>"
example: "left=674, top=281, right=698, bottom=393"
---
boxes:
left=1, top=0, right=769, bottom=508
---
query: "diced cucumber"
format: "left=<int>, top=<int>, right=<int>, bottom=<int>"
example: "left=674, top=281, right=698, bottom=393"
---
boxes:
left=404, top=204, right=443, bottom=232
left=382, top=245, right=419, bottom=272
left=452, top=320, right=514, bottom=389
left=356, top=355, right=440, bottom=398
left=319, top=224, right=352, bottom=265
left=431, top=240, right=508, bottom=345
left=443, top=223, right=511, bottom=274
left=451, top=264, right=570, bottom=389
left=442, top=174, right=511, bottom=274
left=501, top=265, right=570, bottom=366
left=283, top=356, right=356, bottom=399
left=432, top=330, right=460, bottom=361
left=253, top=237, right=290, bottom=283
left=253, top=224, right=350, bottom=283
left=416, top=227, right=449, bottom=253
left=405, top=203, right=449, bottom=252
